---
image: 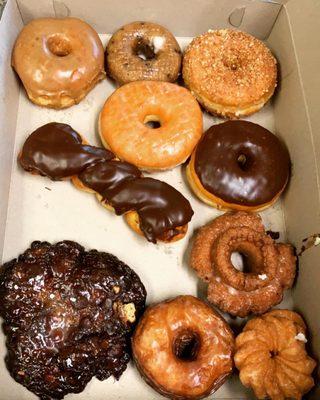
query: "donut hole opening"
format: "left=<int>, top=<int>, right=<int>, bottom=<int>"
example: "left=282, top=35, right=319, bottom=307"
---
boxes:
left=223, top=55, right=241, bottom=71
left=237, top=153, right=252, bottom=171
left=173, top=330, right=200, bottom=362
left=134, top=38, right=155, bottom=61
left=270, top=350, right=279, bottom=358
left=143, top=115, right=162, bottom=129
left=47, top=35, right=72, bottom=57
left=231, top=252, right=253, bottom=273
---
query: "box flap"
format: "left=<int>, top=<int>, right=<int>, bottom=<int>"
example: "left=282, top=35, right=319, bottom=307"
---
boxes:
left=16, top=0, right=281, bottom=39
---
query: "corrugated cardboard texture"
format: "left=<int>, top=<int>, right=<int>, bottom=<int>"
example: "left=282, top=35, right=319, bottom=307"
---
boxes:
left=0, top=0, right=22, bottom=260
left=16, top=0, right=281, bottom=39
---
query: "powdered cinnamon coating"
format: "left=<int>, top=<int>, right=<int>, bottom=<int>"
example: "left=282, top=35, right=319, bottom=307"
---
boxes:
left=190, top=212, right=296, bottom=317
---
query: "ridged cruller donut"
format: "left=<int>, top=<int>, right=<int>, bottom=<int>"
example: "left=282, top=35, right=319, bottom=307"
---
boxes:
left=18, top=122, right=194, bottom=243
left=190, top=212, right=296, bottom=317
left=234, top=309, right=317, bottom=399
left=183, top=29, right=277, bottom=118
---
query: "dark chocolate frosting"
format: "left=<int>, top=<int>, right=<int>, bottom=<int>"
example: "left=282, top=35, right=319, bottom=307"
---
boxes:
left=19, top=122, right=113, bottom=180
left=19, top=123, right=193, bottom=242
left=194, top=121, right=290, bottom=206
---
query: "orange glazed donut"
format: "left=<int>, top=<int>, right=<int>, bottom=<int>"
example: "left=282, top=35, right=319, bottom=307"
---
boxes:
left=12, top=18, right=105, bottom=109
left=132, top=296, right=234, bottom=399
left=183, top=29, right=277, bottom=118
left=99, top=81, right=203, bottom=170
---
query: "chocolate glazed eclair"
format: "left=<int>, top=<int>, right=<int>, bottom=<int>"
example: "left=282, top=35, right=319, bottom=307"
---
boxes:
left=19, top=122, right=193, bottom=243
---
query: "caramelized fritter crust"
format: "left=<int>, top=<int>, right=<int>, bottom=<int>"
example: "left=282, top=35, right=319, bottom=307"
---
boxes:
left=0, top=240, right=146, bottom=399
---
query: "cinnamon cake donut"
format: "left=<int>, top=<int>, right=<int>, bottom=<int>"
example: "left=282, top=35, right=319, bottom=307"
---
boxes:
left=183, top=29, right=277, bottom=118
left=12, top=18, right=105, bottom=108
left=234, top=310, right=317, bottom=399
left=187, top=121, right=291, bottom=211
left=132, top=296, right=234, bottom=399
left=19, top=123, right=193, bottom=243
left=190, top=212, right=296, bottom=317
left=99, top=81, right=203, bottom=170
left=106, top=21, right=182, bottom=85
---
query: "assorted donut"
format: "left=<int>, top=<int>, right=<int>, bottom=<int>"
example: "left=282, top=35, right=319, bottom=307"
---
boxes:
left=19, top=122, right=194, bottom=243
left=190, top=211, right=296, bottom=317
left=6, top=15, right=317, bottom=400
left=187, top=120, right=291, bottom=211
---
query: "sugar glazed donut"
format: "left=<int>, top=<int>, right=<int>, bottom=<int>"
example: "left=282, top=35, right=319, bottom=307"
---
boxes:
left=99, top=81, right=203, bottom=170
left=19, top=123, right=194, bottom=243
left=190, top=212, right=296, bottom=317
left=106, top=21, right=182, bottom=85
left=132, top=296, right=234, bottom=399
left=187, top=121, right=290, bottom=211
left=183, top=29, right=277, bottom=118
left=12, top=18, right=105, bottom=108
left=235, top=310, right=317, bottom=399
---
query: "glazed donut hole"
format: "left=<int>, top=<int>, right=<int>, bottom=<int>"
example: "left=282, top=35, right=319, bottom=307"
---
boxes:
left=172, top=329, right=201, bottom=362
left=46, top=34, right=72, bottom=57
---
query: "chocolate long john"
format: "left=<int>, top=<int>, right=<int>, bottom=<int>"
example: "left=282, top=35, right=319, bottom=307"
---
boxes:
left=19, top=123, right=194, bottom=243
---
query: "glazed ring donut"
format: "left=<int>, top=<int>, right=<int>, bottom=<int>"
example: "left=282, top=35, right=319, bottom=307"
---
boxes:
left=99, top=81, right=203, bottom=170
left=190, top=212, right=296, bottom=317
left=106, top=21, right=182, bottom=85
left=183, top=29, right=277, bottom=118
left=132, top=295, right=234, bottom=399
left=12, top=18, right=105, bottom=109
left=19, top=123, right=193, bottom=243
left=187, top=121, right=290, bottom=212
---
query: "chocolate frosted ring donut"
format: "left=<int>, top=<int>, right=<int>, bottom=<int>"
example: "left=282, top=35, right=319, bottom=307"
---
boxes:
left=132, top=295, right=234, bottom=399
left=106, top=21, right=182, bottom=85
left=187, top=121, right=291, bottom=211
left=190, top=212, right=296, bottom=317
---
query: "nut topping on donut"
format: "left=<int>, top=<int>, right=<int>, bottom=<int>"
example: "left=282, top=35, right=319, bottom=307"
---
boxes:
left=190, top=212, right=296, bottom=317
left=0, top=240, right=146, bottom=399
left=183, top=29, right=277, bottom=118
left=18, top=123, right=194, bottom=243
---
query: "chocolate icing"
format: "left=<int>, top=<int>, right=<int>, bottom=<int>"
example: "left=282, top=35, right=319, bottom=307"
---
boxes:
left=19, top=122, right=113, bottom=180
left=194, top=121, right=290, bottom=206
left=19, top=123, right=193, bottom=242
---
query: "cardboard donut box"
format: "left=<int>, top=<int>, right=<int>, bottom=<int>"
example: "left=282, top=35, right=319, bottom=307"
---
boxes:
left=0, top=0, right=319, bottom=398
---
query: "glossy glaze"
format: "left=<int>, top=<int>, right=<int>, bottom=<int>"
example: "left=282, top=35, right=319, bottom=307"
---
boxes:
left=19, top=122, right=113, bottom=179
left=12, top=18, right=105, bottom=106
left=194, top=121, right=290, bottom=206
left=0, top=240, right=146, bottom=399
left=132, top=296, right=234, bottom=399
left=19, top=123, right=193, bottom=242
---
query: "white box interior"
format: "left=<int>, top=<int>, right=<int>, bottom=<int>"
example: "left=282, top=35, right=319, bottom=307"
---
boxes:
left=0, top=0, right=319, bottom=399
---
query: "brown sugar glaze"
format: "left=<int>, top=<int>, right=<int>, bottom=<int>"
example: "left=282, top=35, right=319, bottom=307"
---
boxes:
left=19, top=122, right=193, bottom=242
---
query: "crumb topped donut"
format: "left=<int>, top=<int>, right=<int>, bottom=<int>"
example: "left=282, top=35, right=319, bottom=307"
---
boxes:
left=99, top=81, right=203, bottom=170
left=190, top=212, right=296, bottom=317
left=183, top=29, right=277, bottom=118
left=187, top=121, right=290, bottom=211
left=132, top=296, right=234, bottom=399
left=106, top=21, right=181, bottom=85
left=12, top=18, right=105, bottom=108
